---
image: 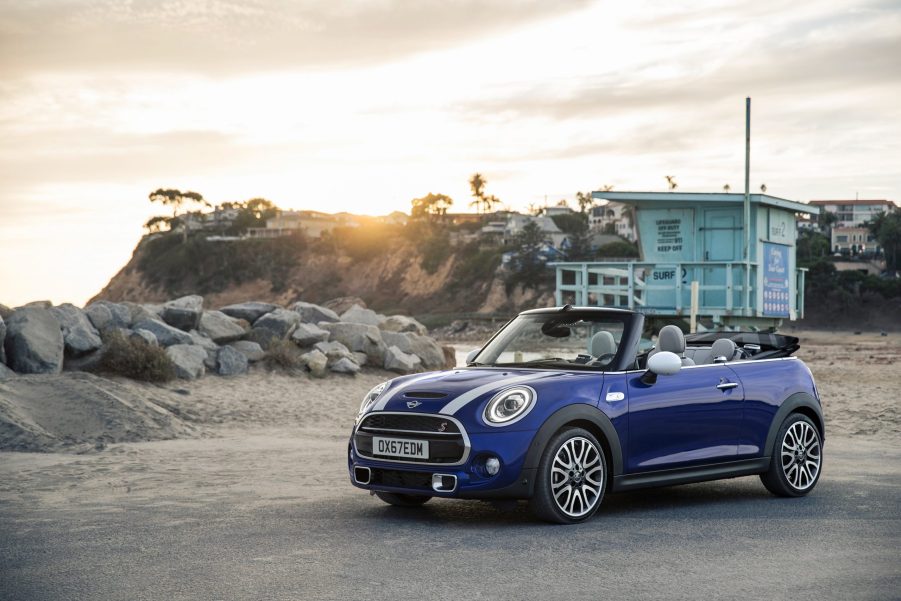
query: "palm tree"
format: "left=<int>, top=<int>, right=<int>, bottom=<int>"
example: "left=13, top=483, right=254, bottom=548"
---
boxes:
left=665, top=176, right=677, bottom=191
left=468, top=173, right=500, bottom=215
left=723, top=184, right=731, bottom=192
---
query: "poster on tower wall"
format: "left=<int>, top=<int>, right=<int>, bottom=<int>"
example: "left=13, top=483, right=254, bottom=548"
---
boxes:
left=762, top=242, right=790, bottom=317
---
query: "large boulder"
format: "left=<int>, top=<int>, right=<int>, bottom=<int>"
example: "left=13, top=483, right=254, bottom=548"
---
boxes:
left=313, top=340, right=355, bottom=366
left=165, top=344, right=207, bottom=380
left=120, top=301, right=163, bottom=325
left=129, top=329, right=158, bottom=347
left=219, top=302, right=279, bottom=324
left=0, top=361, right=15, bottom=379
left=384, top=345, right=422, bottom=374
left=320, top=322, right=386, bottom=365
left=291, top=322, right=329, bottom=347
left=340, top=304, right=384, bottom=327
left=3, top=307, right=64, bottom=374
left=0, top=303, right=12, bottom=320
left=380, top=315, right=428, bottom=335
left=228, top=340, right=265, bottom=363
left=132, top=319, right=192, bottom=347
left=330, top=357, right=361, bottom=375
left=85, top=301, right=132, bottom=331
left=290, top=301, right=340, bottom=324
left=299, top=349, right=328, bottom=378
left=216, top=345, right=249, bottom=376
left=50, top=303, right=102, bottom=356
left=198, top=310, right=246, bottom=343
left=382, top=331, right=445, bottom=370
left=161, top=295, right=204, bottom=331
left=252, top=308, right=300, bottom=341
left=0, top=315, right=6, bottom=365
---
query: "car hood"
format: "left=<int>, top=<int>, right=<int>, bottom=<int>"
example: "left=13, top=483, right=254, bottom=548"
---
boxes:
left=369, top=367, right=579, bottom=417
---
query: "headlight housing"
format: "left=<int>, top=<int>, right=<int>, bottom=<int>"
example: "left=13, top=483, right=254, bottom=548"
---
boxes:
left=483, top=386, right=536, bottom=426
left=359, top=381, right=389, bottom=416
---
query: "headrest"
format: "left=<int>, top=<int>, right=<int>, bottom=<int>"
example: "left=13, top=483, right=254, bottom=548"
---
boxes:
left=656, top=325, right=686, bottom=355
left=711, top=338, right=737, bottom=362
left=589, top=331, right=616, bottom=357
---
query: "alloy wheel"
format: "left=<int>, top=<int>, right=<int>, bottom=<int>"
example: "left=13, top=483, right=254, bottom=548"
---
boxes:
left=781, top=420, right=821, bottom=490
left=550, top=436, right=604, bottom=518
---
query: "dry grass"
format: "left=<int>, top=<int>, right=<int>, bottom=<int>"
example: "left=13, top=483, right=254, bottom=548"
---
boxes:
left=263, top=339, right=305, bottom=373
left=94, top=331, right=176, bottom=382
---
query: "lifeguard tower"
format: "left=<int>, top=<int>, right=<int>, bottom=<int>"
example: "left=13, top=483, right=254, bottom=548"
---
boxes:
left=552, top=191, right=819, bottom=330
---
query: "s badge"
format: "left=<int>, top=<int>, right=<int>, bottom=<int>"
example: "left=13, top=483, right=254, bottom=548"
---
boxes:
left=605, top=391, right=625, bottom=402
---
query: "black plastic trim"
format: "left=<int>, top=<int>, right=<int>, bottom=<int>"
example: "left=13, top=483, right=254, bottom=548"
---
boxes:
left=522, top=404, right=624, bottom=476
left=763, top=392, right=825, bottom=454
left=612, top=457, right=770, bottom=492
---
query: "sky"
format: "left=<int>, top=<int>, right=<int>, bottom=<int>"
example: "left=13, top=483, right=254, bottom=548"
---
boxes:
left=1, top=0, right=900, bottom=307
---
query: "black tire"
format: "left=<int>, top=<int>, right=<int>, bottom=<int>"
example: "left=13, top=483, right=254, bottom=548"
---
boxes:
left=760, top=413, right=823, bottom=497
left=529, top=427, right=607, bottom=524
left=374, top=491, right=432, bottom=507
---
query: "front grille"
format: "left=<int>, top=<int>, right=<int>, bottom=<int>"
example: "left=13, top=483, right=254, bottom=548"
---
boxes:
left=355, top=413, right=468, bottom=465
left=361, top=414, right=460, bottom=434
left=370, top=468, right=433, bottom=491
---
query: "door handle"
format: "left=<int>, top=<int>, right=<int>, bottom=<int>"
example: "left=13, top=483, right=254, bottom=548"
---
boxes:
left=716, top=382, right=739, bottom=390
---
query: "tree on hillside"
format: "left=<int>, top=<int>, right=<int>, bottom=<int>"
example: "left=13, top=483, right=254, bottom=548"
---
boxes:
left=143, top=215, right=170, bottom=234
left=723, top=184, right=731, bottom=192
left=575, top=191, right=594, bottom=214
left=796, top=229, right=830, bottom=266
left=868, top=208, right=901, bottom=271
left=469, top=173, right=500, bottom=215
left=148, top=188, right=210, bottom=242
left=411, top=193, right=453, bottom=220
left=224, top=198, right=280, bottom=235
left=818, top=210, right=838, bottom=231
left=507, top=220, right=548, bottom=290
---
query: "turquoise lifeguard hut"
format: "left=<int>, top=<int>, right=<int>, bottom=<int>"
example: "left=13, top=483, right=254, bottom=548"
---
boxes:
left=552, top=191, right=819, bottom=329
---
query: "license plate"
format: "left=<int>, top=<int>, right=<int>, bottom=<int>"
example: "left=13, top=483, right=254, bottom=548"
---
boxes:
left=373, top=436, right=429, bottom=459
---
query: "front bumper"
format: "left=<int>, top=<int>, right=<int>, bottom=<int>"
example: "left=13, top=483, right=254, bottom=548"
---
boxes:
left=348, top=426, right=538, bottom=500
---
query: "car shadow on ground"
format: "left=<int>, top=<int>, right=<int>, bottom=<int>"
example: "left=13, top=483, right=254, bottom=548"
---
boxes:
left=350, top=476, right=822, bottom=528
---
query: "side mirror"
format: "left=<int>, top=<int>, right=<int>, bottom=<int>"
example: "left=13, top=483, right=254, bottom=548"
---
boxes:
left=642, top=351, right=682, bottom=384
left=465, top=349, right=480, bottom=365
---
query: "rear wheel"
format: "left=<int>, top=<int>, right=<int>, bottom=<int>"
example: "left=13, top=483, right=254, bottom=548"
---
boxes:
left=530, top=427, right=607, bottom=524
left=760, top=413, right=822, bottom=497
left=374, top=491, right=432, bottom=507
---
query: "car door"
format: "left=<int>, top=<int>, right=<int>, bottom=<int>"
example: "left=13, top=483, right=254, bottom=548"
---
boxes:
left=625, top=364, right=744, bottom=473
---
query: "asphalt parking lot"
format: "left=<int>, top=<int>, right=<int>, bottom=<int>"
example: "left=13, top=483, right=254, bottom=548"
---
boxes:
left=1, top=434, right=899, bottom=601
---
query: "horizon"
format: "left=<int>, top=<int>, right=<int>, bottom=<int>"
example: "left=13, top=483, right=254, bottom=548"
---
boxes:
left=1, top=0, right=900, bottom=307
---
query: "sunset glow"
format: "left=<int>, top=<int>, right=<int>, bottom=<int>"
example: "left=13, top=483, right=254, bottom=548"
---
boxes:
left=1, top=0, right=899, bottom=306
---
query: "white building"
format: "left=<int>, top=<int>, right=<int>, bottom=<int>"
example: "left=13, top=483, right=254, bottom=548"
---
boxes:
left=589, top=202, right=636, bottom=241
left=808, top=199, right=895, bottom=227
left=504, top=214, right=567, bottom=248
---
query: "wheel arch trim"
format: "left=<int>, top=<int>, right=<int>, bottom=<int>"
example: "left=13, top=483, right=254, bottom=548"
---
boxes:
left=523, top=404, right=624, bottom=476
left=764, top=392, right=825, bottom=456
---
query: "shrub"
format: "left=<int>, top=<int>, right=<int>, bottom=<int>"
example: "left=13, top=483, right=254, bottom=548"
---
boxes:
left=263, top=339, right=306, bottom=373
left=94, top=331, right=176, bottom=382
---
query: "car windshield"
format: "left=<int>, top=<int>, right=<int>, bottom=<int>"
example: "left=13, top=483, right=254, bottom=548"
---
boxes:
left=471, top=313, right=629, bottom=370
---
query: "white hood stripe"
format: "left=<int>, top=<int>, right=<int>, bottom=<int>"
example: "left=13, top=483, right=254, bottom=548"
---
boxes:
left=372, top=372, right=448, bottom=411
left=438, top=373, right=549, bottom=416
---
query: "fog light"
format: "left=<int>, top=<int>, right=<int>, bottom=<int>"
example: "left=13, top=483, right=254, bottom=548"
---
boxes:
left=485, top=457, right=500, bottom=476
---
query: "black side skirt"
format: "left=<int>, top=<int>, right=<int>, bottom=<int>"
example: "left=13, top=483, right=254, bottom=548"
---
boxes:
left=612, top=457, right=771, bottom=493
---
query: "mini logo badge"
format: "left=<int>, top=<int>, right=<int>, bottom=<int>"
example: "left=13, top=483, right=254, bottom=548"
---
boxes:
left=437, top=422, right=448, bottom=432
left=406, top=400, right=422, bottom=408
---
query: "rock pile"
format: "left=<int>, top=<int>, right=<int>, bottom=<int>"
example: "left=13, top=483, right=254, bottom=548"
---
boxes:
left=1, top=296, right=454, bottom=380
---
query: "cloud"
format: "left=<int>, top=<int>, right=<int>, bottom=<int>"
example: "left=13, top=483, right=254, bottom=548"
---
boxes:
left=0, top=0, right=590, bottom=76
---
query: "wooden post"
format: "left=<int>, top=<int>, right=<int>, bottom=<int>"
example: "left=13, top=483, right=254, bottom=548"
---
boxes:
left=690, top=280, right=700, bottom=333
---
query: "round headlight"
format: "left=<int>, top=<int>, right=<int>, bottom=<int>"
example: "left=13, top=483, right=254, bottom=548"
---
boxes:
left=484, top=386, right=536, bottom=426
left=359, top=381, right=389, bottom=415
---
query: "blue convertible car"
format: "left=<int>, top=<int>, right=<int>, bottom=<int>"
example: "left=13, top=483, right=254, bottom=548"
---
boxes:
left=348, top=306, right=824, bottom=524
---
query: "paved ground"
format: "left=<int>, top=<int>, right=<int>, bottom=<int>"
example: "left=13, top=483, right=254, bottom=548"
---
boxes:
left=1, top=431, right=899, bottom=601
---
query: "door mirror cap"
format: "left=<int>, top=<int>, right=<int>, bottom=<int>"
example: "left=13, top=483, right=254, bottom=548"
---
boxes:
left=648, top=351, right=682, bottom=376
left=465, top=349, right=480, bottom=365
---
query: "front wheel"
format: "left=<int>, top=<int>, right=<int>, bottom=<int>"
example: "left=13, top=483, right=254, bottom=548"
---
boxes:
left=529, top=427, right=607, bottom=524
left=374, top=491, right=432, bottom=507
left=760, top=413, right=823, bottom=497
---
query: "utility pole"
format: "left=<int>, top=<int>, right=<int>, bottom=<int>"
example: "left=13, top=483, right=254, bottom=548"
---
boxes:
left=743, top=97, right=752, bottom=316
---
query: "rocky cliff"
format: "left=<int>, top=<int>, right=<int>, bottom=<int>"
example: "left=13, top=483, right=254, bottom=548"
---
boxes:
left=92, top=231, right=554, bottom=317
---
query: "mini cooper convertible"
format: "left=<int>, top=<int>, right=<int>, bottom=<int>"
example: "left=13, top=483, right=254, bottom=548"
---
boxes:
left=348, top=307, right=824, bottom=524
